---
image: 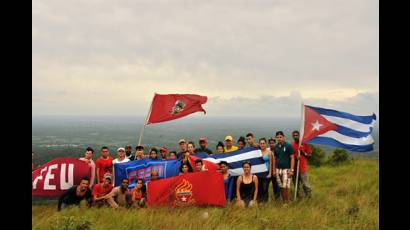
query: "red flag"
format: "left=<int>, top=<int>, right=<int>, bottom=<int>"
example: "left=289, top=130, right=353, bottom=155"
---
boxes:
left=146, top=94, right=207, bottom=125
left=188, top=155, right=220, bottom=172
left=147, top=171, right=226, bottom=207
left=32, top=158, right=91, bottom=197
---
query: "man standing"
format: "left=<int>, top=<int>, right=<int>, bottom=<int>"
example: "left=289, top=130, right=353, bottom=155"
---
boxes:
left=57, top=177, right=92, bottom=211
left=92, top=173, right=114, bottom=207
left=224, top=135, right=238, bottom=153
left=177, top=139, right=188, bottom=159
left=160, top=147, right=168, bottom=160
left=268, top=138, right=280, bottom=201
left=79, top=147, right=96, bottom=187
left=274, top=131, right=295, bottom=204
left=135, top=146, right=145, bottom=160
left=246, top=133, right=259, bottom=148
left=95, top=146, right=113, bottom=184
left=125, top=145, right=135, bottom=161
left=291, top=130, right=312, bottom=198
left=195, top=137, right=213, bottom=155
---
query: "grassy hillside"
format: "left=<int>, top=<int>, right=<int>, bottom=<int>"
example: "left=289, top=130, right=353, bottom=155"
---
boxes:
left=32, top=160, right=378, bottom=230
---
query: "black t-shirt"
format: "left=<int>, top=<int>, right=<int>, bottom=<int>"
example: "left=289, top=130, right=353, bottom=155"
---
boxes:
left=57, top=186, right=92, bottom=211
left=194, top=147, right=213, bottom=155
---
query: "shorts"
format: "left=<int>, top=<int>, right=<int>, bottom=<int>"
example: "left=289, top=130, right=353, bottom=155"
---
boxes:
left=276, top=168, right=291, bottom=189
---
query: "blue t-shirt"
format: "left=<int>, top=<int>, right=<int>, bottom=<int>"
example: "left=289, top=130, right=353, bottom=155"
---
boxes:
left=224, top=175, right=234, bottom=201
left=263, top=154, right=270, bottom=172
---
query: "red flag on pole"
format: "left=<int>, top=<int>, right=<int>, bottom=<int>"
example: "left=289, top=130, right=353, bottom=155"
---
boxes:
left=146, top=94, right=207, bottom=125
left=147, top=171, right=226, bottom=207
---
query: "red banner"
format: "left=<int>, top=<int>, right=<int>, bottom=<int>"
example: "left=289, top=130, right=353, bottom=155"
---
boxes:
left=188, top=155, right=220, bottom=172
left=147, top=171, right=226, bottom=207
left=32, top=158, right=91, bottom=197
left=146, top=93, right=207, bottom=125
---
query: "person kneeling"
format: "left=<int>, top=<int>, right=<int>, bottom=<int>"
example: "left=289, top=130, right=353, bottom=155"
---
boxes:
left=131, top=178, right=146, bottom=208
left=92, top=173, right=113, bottom=207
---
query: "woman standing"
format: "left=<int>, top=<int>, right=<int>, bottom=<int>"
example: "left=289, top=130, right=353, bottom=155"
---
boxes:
left=258, top=138, right=274, bottom=203
left=236, top=161, right=258, bottom=207
left=216, top=142, right=225, bottom=154
left=219, top=161, right=234, bottom=201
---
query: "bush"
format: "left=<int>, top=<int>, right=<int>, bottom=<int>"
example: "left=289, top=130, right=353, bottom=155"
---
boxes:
left=309, top=145, right=326, bottom=166
left=329, top=148, right=351, bottom=165
left=50, top=216, right=92, bottom=230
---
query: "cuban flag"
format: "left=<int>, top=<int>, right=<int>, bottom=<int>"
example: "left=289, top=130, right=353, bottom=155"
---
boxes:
left=301, top=105, right=377, bottom=152
left=194, top=147, right=268, bottom=177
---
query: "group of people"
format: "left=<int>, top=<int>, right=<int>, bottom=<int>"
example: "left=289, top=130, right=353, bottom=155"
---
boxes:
left=56, top=130, right=313, bottom=210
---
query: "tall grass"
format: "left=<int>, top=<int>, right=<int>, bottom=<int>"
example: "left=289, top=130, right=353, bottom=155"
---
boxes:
left=32, top=160, right=378, bottom=230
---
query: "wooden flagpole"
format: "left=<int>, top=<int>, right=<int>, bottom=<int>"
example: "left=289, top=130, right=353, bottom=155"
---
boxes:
left=138, top=94, right=154, bottom=146
left=294, top=101, right=305, bottom=201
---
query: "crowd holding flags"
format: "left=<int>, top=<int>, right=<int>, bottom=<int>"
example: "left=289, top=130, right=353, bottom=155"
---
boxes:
left=32, top=93, right=377, bottom=210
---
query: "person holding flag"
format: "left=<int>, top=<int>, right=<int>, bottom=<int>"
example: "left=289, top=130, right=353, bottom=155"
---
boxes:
left=274, top=131, right=295, bottom=204
left=291, top=131, right=312, bottom=198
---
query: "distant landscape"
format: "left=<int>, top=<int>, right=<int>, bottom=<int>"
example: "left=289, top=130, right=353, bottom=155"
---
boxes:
left=32, top=115, right=379, bottom=165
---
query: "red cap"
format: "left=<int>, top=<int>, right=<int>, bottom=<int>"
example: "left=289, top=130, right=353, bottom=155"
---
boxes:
left=160, top=147, right=167, bottom=152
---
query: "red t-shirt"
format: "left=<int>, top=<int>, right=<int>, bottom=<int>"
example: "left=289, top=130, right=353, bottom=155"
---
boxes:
left=96, top=156, right=113, bottom=182
left=292, top=142, right=312, bottom=173
left=134, top=190, right=145, bottom=200
left=92, top=183, right=113, bottom=197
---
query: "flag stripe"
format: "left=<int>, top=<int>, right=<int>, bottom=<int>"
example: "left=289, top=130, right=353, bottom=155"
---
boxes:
left=323, top=115, right=375, bottom=133
left=308, top=105, right=376, bottom=124
left=306, top=136, right=374, bottom=152
left=229, top=164, right=268, bottom=176
left=318, top=130, right=374, bottom=145
left=335, top=125, right=373, bottom=138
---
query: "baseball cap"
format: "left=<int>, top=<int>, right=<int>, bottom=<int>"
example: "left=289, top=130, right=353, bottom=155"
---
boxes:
left=275, top=131, right=285, bottom=136
left=160, top=147, right=167, bottom=152
left=225, top=135, right=233, bottom=141
left=117, top=147, right=125, bottom=152
left=178, top=139, right=186, bottom=144
left=104, top=173, right=112, bottom=180
left=136, top=145, right=144, bottom=150
left=199, top=137, right=207, bottom=142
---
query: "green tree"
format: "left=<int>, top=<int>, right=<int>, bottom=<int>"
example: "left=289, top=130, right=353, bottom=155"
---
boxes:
left=309, top=144, right=326, bottom=166
left=329, top=148, right=351, bottom=165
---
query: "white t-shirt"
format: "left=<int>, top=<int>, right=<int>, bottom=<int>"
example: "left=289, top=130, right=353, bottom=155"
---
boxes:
left=112, top=158, right=130, bottom=164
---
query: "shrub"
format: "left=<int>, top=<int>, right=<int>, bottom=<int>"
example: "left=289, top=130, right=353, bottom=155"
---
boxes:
left=50, top=216, right=92, bottom=230
left=329, top=148, right=351, bottom=165
left=309, top=145, right=326, bottom=166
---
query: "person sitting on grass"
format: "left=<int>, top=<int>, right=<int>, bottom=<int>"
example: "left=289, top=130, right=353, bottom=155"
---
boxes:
left=92, top=173, right=114, bottom=207
left=236, top=161, right=258, bottom=208
left=57, top=177, right=92, bottom=211
left=179, top=162, right=193, bottom=175
left=105, top=178, right=133, bottom=209
left=131, top=178, right=147, bottom=208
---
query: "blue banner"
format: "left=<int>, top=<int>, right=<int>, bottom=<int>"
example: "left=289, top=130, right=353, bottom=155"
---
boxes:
left=114, top=158, right=181, bottom=188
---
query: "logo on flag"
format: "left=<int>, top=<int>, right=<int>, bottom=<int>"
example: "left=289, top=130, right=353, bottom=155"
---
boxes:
left=174, top=179, right=195, bottom=206
left=171, top=100, right=186, bottom=114
left=301, top=105, right=377, bottom=152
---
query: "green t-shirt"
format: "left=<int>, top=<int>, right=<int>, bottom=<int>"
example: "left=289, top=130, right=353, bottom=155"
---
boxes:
left=274, top=142, right=294, bottom=169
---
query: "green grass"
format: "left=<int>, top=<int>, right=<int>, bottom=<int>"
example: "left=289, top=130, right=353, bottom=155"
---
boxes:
left=32, top=160, right=379, bottom=230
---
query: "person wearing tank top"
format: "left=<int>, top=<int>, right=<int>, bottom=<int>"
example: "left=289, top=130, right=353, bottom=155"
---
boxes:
left=257, top=138, right=275, bottom=203
left=236, top=161, right=258, bottom=208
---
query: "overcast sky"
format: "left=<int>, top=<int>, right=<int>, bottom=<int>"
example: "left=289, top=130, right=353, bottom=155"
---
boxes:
left=32, top=0, right=378, bottom=118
